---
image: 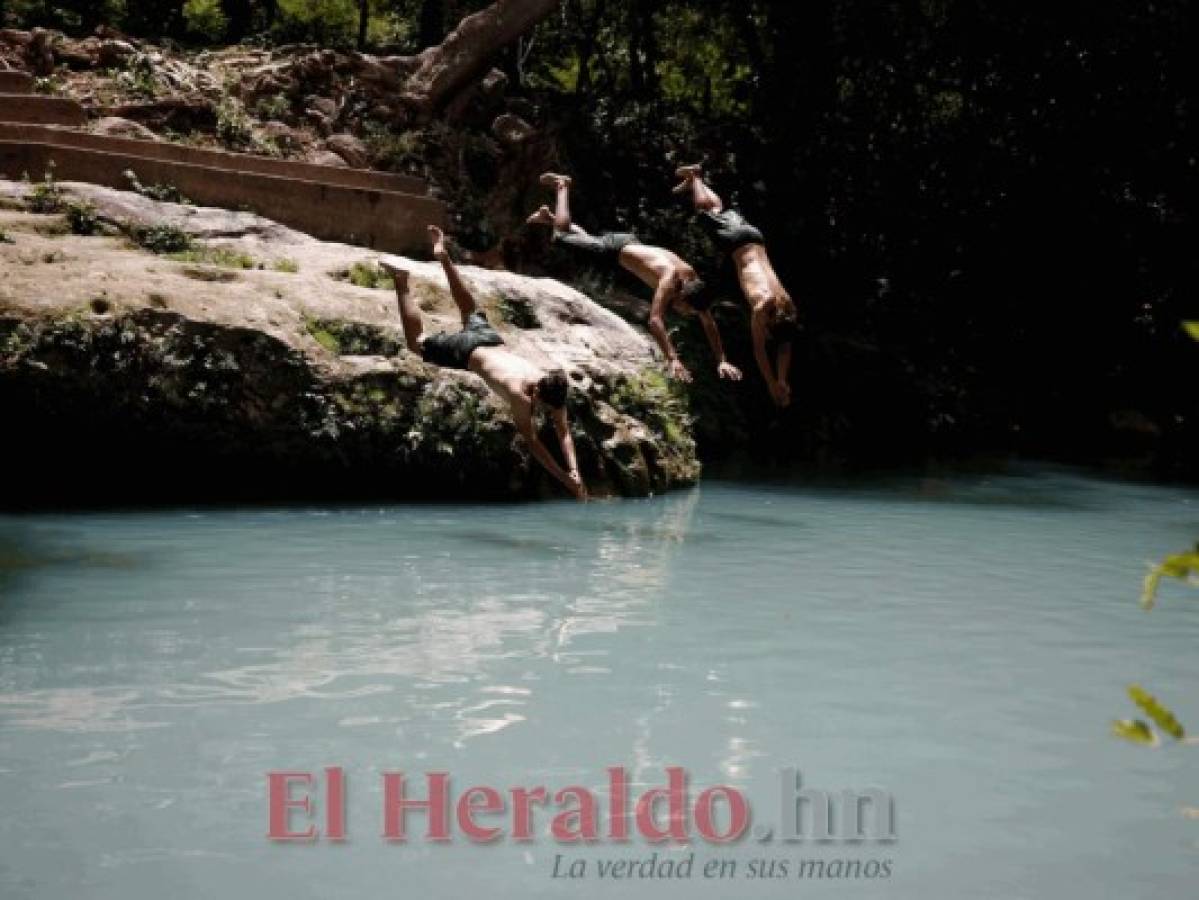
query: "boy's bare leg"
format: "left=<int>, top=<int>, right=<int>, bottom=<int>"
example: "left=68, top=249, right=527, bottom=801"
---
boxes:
left=673, top=163, right=723, bottom=212
left=382, top=264, right=424, bottom=352
left=539, top=172, right=574, bottom=232
left=428, top=225, right=478, bottom=323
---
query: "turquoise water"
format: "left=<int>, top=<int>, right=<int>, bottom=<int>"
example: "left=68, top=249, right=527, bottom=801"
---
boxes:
left=1, top=468, right=1197, bottom=898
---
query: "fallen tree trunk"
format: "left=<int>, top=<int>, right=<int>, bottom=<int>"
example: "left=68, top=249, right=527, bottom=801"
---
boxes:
left=400, top=0, right=559, bottom=114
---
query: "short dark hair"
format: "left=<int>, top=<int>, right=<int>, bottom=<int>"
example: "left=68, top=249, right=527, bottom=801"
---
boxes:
left=537, top=370, right=569, bottom=409
left=678, top=277, right=715, bottom=312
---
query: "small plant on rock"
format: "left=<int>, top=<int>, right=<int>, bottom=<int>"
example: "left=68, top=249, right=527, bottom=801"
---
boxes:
left=254, top=94, right=292, bottom=122
left=26, top=165, right=64, bottom=214
left=129, top=222, right=193, bottom=254
left=33, top=75, right=66, bottom=96
left=167, top=245, right=258, bottom=269
left=216, top=99, right=255, bottom=150
left=65, top=200, right=101, bottom=235
left=116, top=54, right=158, bottom=99
left=343, top=262, right=394, bottom=290
left=124, top=170, right=191, bottom=205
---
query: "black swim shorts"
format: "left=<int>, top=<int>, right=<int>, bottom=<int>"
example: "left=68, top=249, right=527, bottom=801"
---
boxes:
left=552, top=228, right=641, bottom=262
left=421, top=311, right=504, bottom=370
left=698, top=208, right=765, bottom=254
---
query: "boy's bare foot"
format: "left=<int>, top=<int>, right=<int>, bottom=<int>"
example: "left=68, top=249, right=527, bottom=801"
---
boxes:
left=672, top=163, right=702, bottom=193
left=526, top=205, right=555, bottom=226
left=539, top=172, right=572, bottom=189
left=427, top=224, right=448, bottom=260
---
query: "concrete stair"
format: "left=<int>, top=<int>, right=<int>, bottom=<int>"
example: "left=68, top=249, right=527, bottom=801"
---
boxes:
left=0, top=93, right=86, bottom=126
left=0, top=71, right=34, bottom=93
left=0, top=123, right=429, bottom=196
left=0, top=83, right=446, bottom=254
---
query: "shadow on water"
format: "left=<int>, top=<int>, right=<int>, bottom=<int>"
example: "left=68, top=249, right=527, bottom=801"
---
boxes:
left=707, top=509, right=810, bottom=529
left=702, top=458, right=1149, bottom=512
left=0, top=524, right=140, bottom=602
left=440, top=529, right=572, bottom=555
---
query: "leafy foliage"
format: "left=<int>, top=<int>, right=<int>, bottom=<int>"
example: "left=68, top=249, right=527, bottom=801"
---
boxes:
left=129, top=222, right=193, bottom=254
left=166, top=244, right=259, bottom=269
left=1140, top=545, right=1199, bottom=611
left=1127, top=685, right=1185, bottom=741
left=1111, top=719, right=1156, bottom=746
left=609, top=370, right=693, bottom=450
left=1112, top=685, right=1186, bottom=747
left=182, top=0, right=227, bottom=41
left=341, top=261, right=394, bottom=290
left=215, top=99, right=254, bottom=150
left=304, top=316, right=404, bottom=356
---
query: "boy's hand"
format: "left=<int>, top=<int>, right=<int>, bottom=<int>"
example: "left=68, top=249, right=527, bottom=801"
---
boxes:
left=668, top=358, right=693, bottom=383
left=717, top=361, right=742, bottom=381
left=567, top=469, right=587, bottom=500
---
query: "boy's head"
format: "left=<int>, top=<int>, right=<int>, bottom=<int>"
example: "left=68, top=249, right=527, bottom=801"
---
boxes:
left=534, top=369, right=570, bottom=410
left=674, top=277, right=716, bottom=316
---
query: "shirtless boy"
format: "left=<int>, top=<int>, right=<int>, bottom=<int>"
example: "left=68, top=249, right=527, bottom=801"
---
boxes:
left=527, top=173, right=741, bottom=385
left=382, top=226, right=586, bottom=499
left=673, top=164, right=799, bottom=408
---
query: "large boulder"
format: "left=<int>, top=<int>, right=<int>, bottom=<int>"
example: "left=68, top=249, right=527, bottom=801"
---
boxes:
left=0, top=180, right=697, bottom=505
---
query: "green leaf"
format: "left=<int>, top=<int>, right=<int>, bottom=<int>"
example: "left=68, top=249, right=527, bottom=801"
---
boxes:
left=1128, top=684, right=1185, bottom=740
left=1111, top=719, right=1156, bottom=745
left=1141, top=549, right=1199, bottom=609
left=1183, top=321, right=1199, bottom=342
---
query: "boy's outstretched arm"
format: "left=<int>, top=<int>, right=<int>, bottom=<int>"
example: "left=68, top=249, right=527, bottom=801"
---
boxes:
left=513, top=409, right=586, bottom=500
left=698, top=310, right=742, bottom=381
left=776, top=341, right=794, bottom=406
left=751, top=305, right=787, bottom=406
left=551, top=408, right=583, bottom=488
left=647, top=275, right=692, bottom=382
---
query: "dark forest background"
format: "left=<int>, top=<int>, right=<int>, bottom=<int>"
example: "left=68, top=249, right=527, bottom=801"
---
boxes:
left=3, top=1, right=1196, bottom=475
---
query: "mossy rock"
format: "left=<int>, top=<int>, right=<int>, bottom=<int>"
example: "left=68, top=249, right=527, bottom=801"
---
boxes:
left=305, top=317, right=406, bottom=357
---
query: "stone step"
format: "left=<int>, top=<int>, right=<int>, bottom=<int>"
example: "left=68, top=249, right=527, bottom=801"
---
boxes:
left=0, top=71, right=34, bottom=94
left=0, top=93, right=86, bottom=126
left=1, top=135, right=445, bottom=256
left=0, top=122, right=427, bottom=197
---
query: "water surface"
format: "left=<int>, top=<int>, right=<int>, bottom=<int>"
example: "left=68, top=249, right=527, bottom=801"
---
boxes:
left=1, top=468, right=1197, bottom=898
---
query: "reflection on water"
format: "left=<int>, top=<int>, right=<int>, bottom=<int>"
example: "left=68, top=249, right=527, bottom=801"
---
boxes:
left=0, top=490, right=701, bottom=746
left=0, top=470, right=1198, bottom=899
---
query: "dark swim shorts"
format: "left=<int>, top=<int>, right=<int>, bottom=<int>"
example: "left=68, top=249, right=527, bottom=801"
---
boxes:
left=552, top=228, right=641, bottom=262
left=698, top=208, right=765, bottom=254
left=421, top=311, right=504, bottom=370
left=678, top=276, right=716, bottom=312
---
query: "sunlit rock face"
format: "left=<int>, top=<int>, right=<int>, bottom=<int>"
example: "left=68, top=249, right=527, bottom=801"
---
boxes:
left=0, top=180, right=698, bottom=504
